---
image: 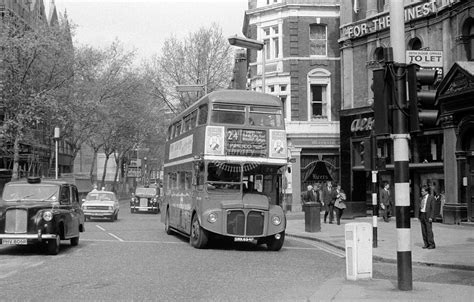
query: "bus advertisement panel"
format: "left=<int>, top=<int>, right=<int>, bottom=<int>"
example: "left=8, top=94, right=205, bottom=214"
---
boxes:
left=161, top=90, right=288, bottom=251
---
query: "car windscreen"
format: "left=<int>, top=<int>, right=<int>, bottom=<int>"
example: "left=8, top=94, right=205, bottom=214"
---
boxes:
left=86, top=192, right=115, bottom=201
left=2, top=184, right=59, bottom=202
left=135, top=188, right=157, bottom=196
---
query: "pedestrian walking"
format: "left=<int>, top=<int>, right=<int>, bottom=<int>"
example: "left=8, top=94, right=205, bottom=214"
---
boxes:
left=379, top=181, right=392, bottom=222
left=312, top=182, right=322, bottom=204
left=322, top=181, right=336, bottom=224
left=417, top=185, right=436, bottom=249
left=334, top=183, right=346, bottom=225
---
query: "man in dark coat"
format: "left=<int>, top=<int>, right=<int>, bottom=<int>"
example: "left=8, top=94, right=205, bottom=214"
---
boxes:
left=379, top=181, right=392, bottom=222
left=322, top=181, right=337, bottom=224
left=416, top=185, right=436, bottom=249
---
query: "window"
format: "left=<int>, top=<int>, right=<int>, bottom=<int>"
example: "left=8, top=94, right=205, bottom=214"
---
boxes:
left=310, top=24, right=327, bottom=56
left=307, top=69, right=331, bottom=121
left=280, top=96, right=287, bottom=120
left=185, top=172, right=192, bottom=190
left=198, top=104, right=208, bottom=125
left=262, top=25, right=280, bottom=60
left=408, top=37, right=422, bottom=50
left=178, top=172, right=186, bottom=190
left=211, top=104, right=245, bottom=125
left=249, top=106, right=283, bottom=127
left=310, top=85, right=325, bottom=118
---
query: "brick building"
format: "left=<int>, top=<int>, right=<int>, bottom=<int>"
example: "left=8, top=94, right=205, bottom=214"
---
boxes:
left=240, top=0, right=341, bottom=211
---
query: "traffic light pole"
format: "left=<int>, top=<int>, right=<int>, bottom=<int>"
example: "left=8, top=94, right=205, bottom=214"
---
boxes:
left=390, top=0, right=412, bottom=291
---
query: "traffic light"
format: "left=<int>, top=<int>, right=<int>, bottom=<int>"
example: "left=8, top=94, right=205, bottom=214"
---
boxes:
left=407, top=64, right=439, bottom=133
left=360, top=137, right=373, bottom=171
left=372, top=67, right=392, bottom=136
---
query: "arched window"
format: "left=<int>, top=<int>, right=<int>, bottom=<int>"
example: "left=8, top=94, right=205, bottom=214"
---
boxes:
left=374, top=47, right=385, bottom=63
left=307, top=69, right=331, bottom=121
left=461, top=18, right=474, bottom=61
left=408, top=37, right=422, bottom=50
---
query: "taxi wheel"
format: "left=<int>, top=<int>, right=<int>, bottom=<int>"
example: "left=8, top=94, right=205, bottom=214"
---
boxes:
left=47, top=235, right=60, bottom=255
left=266, top=231, right=285, bottom=251
left=190, top=215, right=208, bottom=249
left=70, top=235, right=79, bottom=246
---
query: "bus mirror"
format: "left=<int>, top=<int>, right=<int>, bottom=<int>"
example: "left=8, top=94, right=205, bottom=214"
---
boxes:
left=288, top=157, right=296, bottom=163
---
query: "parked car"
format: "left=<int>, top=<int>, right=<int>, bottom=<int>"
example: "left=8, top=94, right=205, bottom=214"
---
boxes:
left=0, top=176, right=85, bottom=255
left=130, top=186, right=160, bottom=214
left=82, top=190, right=119, bottom=221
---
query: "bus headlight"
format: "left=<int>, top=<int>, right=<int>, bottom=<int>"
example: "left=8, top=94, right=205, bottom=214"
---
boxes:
left=271, top=215, right=281, bottom=226
left=207, top=212, right=218, bottom=223
left=43, top=211, right=53, bottom=222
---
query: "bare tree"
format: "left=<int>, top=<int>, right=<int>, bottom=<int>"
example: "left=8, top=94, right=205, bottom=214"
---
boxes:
left=148, top=23, right=234, bottom=112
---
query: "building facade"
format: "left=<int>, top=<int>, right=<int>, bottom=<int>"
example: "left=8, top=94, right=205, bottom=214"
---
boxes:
left=0, top=0, right=73, bottom=184
left=241, top=0, right=341, bottom=211
left=339, top=0, right=473, bottom=220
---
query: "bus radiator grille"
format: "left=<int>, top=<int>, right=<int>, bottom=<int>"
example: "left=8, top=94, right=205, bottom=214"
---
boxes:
left=226, top=210, right=264, bottom=236
left=227, top=211, right=245, bottom=235
left=246, top=211, right=264, bottom=236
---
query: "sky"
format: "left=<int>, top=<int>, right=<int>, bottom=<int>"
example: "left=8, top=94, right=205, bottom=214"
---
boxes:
left=51, top=0, right=248, bottom=62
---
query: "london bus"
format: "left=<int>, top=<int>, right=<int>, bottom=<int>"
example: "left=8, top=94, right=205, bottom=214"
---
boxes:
left=161, top=90, right=288, bottom=251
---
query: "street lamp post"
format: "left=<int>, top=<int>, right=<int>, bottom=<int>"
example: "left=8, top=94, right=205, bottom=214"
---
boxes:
left=54, top=127, right=60, bottom=179
left=228, top=35, right=266, bottom=92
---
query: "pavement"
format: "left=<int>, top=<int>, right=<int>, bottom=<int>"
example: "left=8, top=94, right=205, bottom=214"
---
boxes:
left=284, top=211, right=474, bottom=301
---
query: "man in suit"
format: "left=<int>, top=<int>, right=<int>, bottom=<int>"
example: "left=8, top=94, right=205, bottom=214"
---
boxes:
left=379, top=181, right=392, bottom=222
left=322, top=181, right=337, bottom=224
left=417, top=185, right=436, bottom=249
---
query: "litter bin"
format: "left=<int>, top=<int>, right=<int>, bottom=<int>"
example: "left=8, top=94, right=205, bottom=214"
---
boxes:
left=303, top=202, right=321, bottom=232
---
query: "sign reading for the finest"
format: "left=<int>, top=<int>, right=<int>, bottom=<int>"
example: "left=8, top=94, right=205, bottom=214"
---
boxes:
left=340, top=0, right=437, bottom=41
left=226, top=129, right=267, bottom=157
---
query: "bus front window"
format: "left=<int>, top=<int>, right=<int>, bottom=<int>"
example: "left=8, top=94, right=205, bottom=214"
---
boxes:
left=206, top=163, right=241, bottom=193
left=249, top=106, right=282, bottom=127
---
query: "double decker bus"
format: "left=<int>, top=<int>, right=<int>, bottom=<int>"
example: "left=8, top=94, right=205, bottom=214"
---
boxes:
left=161, top=90, right=288, bottom=251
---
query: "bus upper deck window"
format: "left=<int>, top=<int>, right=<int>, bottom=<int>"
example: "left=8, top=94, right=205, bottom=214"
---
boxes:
left=249, top=107, right=282, bottom=127
left=211, top=104, right=245, bottom=125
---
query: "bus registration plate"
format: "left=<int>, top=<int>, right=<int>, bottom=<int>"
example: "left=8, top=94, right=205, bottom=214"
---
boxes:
left=2, top=239, right=27, bottom=245
left=234, top=237, right=254, bottom=242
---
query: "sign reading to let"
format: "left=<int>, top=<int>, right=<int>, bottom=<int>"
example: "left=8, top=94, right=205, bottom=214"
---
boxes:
left=406, top=50, right=443, bottom=68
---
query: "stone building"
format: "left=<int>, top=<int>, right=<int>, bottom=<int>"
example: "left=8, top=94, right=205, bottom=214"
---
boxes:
left=338, top=0, right=473, bottom=220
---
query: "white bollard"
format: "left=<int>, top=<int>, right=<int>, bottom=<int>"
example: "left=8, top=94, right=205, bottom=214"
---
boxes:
left=345, top=222, right=373, bottom=280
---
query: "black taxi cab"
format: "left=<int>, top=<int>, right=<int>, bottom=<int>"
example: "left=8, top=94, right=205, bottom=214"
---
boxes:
left=0, top=177, right=85, bottom=255
left=130, top=186, right=160, bottom=214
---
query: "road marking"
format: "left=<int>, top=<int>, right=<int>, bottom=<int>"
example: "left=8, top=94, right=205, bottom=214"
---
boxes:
left=107, top=233, right=124, bottom=242
left=95, top=225, right=106, bottom=231
left=288, top=237, right=345, bottom=258
left=82, top=239, right=182, bottom=244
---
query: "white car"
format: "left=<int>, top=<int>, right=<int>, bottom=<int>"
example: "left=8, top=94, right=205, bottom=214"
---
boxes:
left=82, top=190, right=119, bottom=221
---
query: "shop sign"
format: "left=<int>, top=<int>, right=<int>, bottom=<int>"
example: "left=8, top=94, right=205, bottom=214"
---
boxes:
left=351, top=117, right=374, bottom=133
left=406, top=51, right=443, bottom=68
left=340, top=0, right=436, bottom=41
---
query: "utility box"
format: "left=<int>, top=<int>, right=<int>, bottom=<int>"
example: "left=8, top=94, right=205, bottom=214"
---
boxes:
left=345, top=222, right=372, bottom=280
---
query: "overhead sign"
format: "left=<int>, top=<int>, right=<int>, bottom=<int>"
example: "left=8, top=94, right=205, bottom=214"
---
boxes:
left=406, top=50, right=443, bottom=68
left=340, top=0, right=437, bottom=41
left=176, top=85, right=204, bottom=92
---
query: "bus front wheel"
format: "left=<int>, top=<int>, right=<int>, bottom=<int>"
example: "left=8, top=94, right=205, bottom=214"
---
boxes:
left=266, top=231, right=285, bottom=251
left=190, top=215, right=208, bottom=249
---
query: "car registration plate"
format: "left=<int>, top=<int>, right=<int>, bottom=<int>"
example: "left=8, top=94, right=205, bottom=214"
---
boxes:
left=234, top=237, right=254, bottom=242
left=2, top=239, right=27, bottom=245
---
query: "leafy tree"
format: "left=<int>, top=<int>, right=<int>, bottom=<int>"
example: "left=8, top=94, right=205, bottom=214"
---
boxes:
left=0, top=22, right=74, bottom=179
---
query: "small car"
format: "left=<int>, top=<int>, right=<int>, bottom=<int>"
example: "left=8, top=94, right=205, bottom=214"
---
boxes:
left=0, top=176, right=85, bottom=255
left=82, top=190, right=120, bottom=221
left=130, top=186, right=160, bottom=214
